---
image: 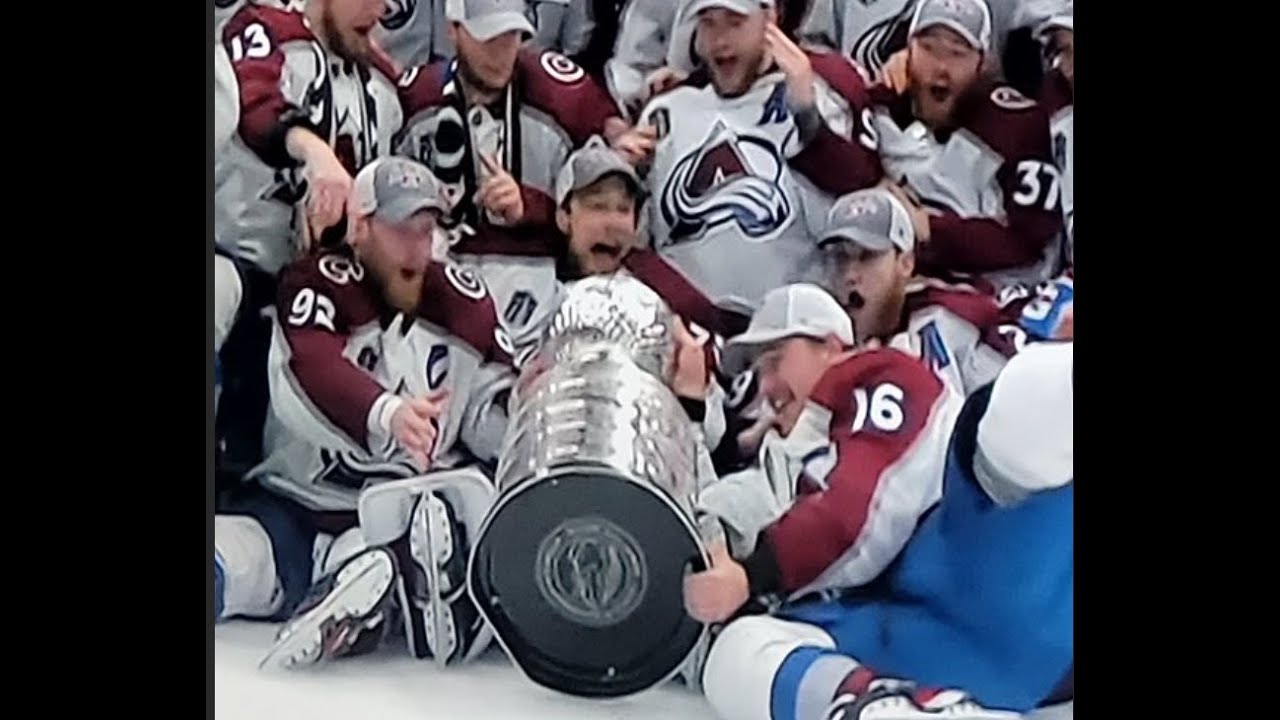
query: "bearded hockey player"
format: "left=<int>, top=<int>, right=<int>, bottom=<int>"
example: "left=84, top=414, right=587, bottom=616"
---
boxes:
left=633, top=0, right=884, bottom=315
left=690, top=334, right=1073, bottom=719
left=818, top=187, right=1018, bottom=396
left=866, top=0, right=1063, bottom=292
left=214, top=158, right=517, bottom=670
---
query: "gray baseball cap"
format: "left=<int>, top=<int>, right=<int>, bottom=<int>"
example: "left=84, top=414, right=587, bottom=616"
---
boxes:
left=351, top=157, right=451, bottom=223
left=721, top=283, right=854, bottom=375
left=445, top=0, right=535, bottom=42
left=554, top=136, right=645, bottom=207
left=818, top=187, right=916, bottom=254
left=909, top=0, right=993, bottom=51
left=685, top=0, right=774, bottom=17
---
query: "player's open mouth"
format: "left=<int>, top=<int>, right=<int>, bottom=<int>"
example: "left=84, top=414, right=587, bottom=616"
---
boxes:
left=399, top=268, right=420, bottom=281
left=354, top=22, right=375, bottom=35
left=927, top=84, right=951, bottom=102
left=844, top=290, right=865, bottom=310
left=711, top=56, right=738, bottom=72
left=590, top=243, right=622, bottom=258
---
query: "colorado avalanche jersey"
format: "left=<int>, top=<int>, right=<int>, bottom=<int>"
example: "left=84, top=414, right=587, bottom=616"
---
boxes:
left=216, top=6, right=404, bottom=275
left=637, top=54, right=882, bottom=312
left=887, top=279, right=1019, bottom=397
left=868, top=83, right=1063, bottom=291
left=250, top=252, right=516, bottom=513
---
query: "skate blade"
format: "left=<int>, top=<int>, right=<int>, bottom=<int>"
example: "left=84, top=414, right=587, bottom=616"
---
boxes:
left=257, top=550, right=396, bottom=671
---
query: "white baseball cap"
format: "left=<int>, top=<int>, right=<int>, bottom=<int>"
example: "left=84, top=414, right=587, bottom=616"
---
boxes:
left=445, top=0, right=535, bottom=42
left=685, top=0, right=775, bottom=17
left=722, top=284, right=855, bottom=375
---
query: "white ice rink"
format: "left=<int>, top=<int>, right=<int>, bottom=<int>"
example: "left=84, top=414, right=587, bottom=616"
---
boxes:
left=215, top=622, right=1072, bottom=720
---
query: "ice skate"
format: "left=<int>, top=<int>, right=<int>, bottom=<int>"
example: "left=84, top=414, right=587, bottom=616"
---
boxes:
left=258, top=547, right=399, bottom=670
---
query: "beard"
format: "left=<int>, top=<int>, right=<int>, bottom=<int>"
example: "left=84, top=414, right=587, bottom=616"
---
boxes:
left=457, top=53, right=509, bottom=96
left=320, top=6, right=373, bottom=66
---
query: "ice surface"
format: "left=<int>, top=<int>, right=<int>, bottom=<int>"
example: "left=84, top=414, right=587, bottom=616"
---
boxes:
left=214, top=622, right=715, bottom=720
left=215, top=622, right=1072, bottom=720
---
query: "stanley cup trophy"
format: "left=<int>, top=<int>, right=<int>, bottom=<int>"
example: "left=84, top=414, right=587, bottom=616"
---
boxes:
left=467, top=274, right=711, bottom=699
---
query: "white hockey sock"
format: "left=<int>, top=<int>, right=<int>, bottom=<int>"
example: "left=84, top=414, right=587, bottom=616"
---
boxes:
left=214, top=515, right=284, bottom=619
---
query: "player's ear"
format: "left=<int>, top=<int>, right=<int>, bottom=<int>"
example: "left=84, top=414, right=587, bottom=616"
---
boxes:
left=898, top=249, right=916, bottom=278
left=555, top=205, right=571, bottom=235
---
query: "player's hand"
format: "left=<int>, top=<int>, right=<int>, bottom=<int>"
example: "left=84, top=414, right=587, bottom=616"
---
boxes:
left=476, top=154, right=525, bottom=225
left=645, top=66, right=688, bottom=97
left=611, top=123, right=658, bottom=169
left=671, top=320, right=710, bottom=401
left=881, top=181, right=932, bottom=244
left=303, top=148, right=353, bottom=242
left=684, top=542, right=749, bottom=624
left=391, top=390, right=450, bottom=468
left=765, top=24, right=815, bottom=110
left=877, top=49, right=909, bottom=93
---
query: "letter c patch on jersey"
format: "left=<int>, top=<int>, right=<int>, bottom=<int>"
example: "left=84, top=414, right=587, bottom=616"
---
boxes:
left=990, top=86, right=1036, bottom=111
left=539, top=51, right=585, bottom=84
left=444, top=264, right=487, bottom=300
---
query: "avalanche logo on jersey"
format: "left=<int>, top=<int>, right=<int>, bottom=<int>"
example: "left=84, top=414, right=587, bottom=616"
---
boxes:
left=659, top=120, right=793, bottom=246
left=381, top=0, right=415, bottom=30
left=300, top=42, right=382, bottom=174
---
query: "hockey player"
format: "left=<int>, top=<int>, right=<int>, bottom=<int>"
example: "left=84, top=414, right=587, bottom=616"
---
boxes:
left=391, top=1, right=626, bottom=328
left=818, top=187, right=1018, bottom=396
left=866, top=0, right=1064, bottom=292
left=215, top=157, right=517, bottom=670
left=689, top=336, right=1073, bottom=719
left=630, top=0, right=884, bottom=314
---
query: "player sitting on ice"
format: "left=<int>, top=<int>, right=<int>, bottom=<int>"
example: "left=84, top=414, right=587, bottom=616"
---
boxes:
left=866, top=0, right=1063, bottom=292
left=214, top=157, right=517, bottom=671
left=818, top=186, right=1020, bottom=397
left=685, top=290, right=1073, bottom=719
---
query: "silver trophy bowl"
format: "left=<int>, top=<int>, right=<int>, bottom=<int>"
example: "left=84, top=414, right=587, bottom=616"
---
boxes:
left=469, top=273, right=709, bottom=699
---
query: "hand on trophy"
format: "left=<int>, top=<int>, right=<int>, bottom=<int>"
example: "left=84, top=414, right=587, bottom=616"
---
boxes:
left=683, top=542, right=749, bottom=624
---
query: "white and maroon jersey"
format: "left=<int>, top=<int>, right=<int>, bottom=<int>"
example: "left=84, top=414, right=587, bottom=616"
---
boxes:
left=795, top=0, right=1026, bottom=81
left=1041, top=69, right=1073, bottom=267
left=867, top=83, right=1064, bottom=292
left=216, top=6, right=404, bottom=275
left=451, top=248, right=562, bottom=367
left=637, top=52, right=883, bottom=313
left=250, top=251, right=517, bottom=512
left=214, top=0, right=302, bottom=39
left=737, top=347, right=964, bottom=598
left=394, top=49, right=619, bottom=262
left=886, top=278, right=1020, bottom=397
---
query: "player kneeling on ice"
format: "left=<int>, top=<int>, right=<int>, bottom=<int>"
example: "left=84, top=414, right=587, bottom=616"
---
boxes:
left=213, top=157, right=519, bottom=670
left=685, top=289, right=1073, bottom=719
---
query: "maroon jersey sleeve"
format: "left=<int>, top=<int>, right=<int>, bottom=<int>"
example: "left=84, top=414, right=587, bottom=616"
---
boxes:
left=909, top=282, right=1019, bottom=359
left=221, top=6, right=316, bottom=168
left=394, top=61, right=449, bottom=119
left=740, top=349, right=952, bottom=595
left=518, top=49, right=622, bottom=146
left=787, top=52, right=884, bottom=195
left=276, top=254, right=386, bottom=451
left=921, top=87, right=1064, bottom=273
left=623, top=250, right=736, bottom=377
left=419, top=263, right=516, bottom=368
